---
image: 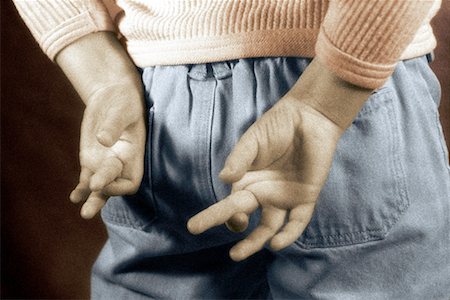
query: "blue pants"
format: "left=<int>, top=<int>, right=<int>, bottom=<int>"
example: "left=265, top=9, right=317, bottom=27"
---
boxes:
left=92, top=57, right=450, bottom=299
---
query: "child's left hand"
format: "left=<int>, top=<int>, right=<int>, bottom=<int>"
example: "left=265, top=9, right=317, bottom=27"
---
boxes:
left=187, top=58, right=374, bottom=261
left=187, top=95, right=343, bottom=261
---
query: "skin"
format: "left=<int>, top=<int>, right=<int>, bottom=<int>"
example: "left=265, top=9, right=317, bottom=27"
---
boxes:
left=56, top=31, right=373, bottom=260
left=188, top=99, right=342, bottom=261
left=188, top=59, right=373, bottom=261
left=56, top=32, right=146, bottom=219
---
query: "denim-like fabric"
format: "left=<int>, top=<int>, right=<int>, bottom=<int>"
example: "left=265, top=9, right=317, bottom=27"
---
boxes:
left=91, top=57, right=450, bottom=299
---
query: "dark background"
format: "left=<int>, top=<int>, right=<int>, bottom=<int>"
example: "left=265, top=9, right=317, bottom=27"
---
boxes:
left=1, top=1, right=449, bottom=298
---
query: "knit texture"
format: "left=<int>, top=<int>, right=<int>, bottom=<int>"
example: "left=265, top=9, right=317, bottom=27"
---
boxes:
left=13, top=0, right=115, bottom=60
left=13, top=0, right=440, bottom=89
left=317, top=0, right=439, bottom=88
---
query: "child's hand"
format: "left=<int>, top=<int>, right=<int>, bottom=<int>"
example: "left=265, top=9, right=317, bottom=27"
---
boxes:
left=188, top=58, right=373, bottom=261
left=188, top=96, right=343, bottom=261
left=69, top=83, right=146, bottom=219
left=54, top=32, right=147, bottom=220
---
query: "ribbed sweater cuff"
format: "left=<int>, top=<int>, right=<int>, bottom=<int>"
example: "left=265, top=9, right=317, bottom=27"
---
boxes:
left=13, top=0, right=116, bottom=61
left=42, top=10, right=115, bottom=61
left=315, top=0, right=435, bottom=89
left=315, top=30, right=395, bottom=90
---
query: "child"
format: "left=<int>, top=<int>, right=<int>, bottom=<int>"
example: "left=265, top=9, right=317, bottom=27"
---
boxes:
left=14, top=0, right=449, bottom=298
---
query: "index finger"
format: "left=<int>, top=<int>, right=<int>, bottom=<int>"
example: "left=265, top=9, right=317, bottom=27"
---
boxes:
left=89, top=156, right=123, bottom=191
left=187, top=190, right=259, bottom=235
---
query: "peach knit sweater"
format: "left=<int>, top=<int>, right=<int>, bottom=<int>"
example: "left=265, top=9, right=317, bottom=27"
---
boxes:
left=14, top=0, right=440, bottom=89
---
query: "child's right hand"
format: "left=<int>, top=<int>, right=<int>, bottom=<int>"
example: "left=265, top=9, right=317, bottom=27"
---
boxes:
left=69, top=82, right=146, bottom=219
left=54, top=32, right=147, bottom=219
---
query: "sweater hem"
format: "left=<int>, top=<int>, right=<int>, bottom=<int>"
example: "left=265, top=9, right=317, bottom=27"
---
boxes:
left=127, top=29, right=319, bottom=67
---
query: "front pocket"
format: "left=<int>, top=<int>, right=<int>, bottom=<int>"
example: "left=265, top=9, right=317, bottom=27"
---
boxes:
left=296, top=88, right=409, bottom=248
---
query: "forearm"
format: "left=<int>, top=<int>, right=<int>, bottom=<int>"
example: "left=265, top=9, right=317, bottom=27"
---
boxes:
left=55, top=31, right=142, bottom=105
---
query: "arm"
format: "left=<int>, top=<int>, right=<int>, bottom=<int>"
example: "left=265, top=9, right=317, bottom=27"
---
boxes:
left=13, top=1, right=144, bottom=218
left=188, top=0, right=436, bottom=261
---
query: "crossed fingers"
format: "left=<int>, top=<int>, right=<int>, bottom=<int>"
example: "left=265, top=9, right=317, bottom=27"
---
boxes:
left=69, top=156, right=137, bottom=219
left=188, top=189, right=315, bottom=261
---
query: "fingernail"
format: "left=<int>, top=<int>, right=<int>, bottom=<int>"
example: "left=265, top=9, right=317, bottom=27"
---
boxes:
left=80, top=205, right=94, bottom=219
left=219, top=167, right=233, bottom=177
left=69, top=191, right=77, bottom=203
left=69, top=189, right=83, bottom=203
left=229, top=248, right=244, bottom=262
left=97, top=131, right=113, bottom=146
left=270, top=238, right=282, bottom=251
left=187, top=220, right=197, bottom=234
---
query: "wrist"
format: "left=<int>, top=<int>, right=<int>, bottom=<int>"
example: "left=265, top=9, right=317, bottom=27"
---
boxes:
left=55, top=31, right=142, bottom=105
left=85, top=81, right=144, bottom=109
left=286, top=58, right=374, bottom=130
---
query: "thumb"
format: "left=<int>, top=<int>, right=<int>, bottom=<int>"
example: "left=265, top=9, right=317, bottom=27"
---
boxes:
left=96, top=106, right=134, bottom=147
left=220, top=130, right=258, bottom=183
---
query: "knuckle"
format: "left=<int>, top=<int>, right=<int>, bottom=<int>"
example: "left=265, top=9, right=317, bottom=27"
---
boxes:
left=262, top=224, right=277, bottom=234
left=103, top=185, right=120, bottom=196
left=229, top=196, right=241, bottom=210
left=79, top=150, right=90, bottom=162
left=240, top=190, right=255, bottom=201
left=126, top=183, right=140, bottom=195
left=122, top=180, right=140, bottom=195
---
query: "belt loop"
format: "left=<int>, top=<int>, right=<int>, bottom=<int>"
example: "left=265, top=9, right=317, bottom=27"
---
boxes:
left=211, top=62, right=232, bottom=80
left=187, top=64, right=208, bottom=80
left=426, top=51, right=435, bottom=64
